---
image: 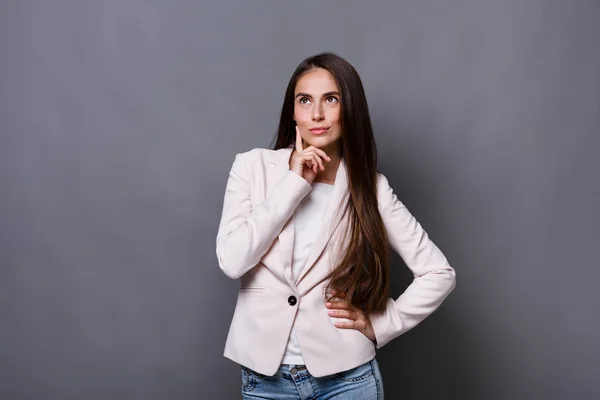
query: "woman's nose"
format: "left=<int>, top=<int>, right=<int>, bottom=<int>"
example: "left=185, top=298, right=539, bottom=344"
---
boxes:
left=312, top=104, right=324, bottom=121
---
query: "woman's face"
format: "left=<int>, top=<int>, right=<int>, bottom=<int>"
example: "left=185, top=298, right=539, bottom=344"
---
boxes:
left=293, top=68, right=342, bottom=155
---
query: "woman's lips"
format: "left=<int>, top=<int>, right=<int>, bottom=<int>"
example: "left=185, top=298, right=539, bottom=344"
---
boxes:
left=309, top=127, right=330, bottom=135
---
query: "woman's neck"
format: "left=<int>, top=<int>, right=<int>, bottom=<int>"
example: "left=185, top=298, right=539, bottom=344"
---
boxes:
left=314, top=151, right=341, bottom=184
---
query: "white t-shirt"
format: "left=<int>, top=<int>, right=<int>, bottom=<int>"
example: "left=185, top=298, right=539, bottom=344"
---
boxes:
left=281, top=182, right=334, bottom=365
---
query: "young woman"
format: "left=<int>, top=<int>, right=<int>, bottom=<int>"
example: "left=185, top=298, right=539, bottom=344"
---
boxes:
left=216, top=53, right=456, bottom=399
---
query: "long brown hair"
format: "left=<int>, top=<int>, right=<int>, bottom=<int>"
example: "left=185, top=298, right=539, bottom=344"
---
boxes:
left=272, top=53, right=390, bottom=316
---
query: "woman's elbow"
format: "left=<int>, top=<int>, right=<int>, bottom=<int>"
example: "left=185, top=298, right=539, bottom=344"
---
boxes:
left=216, top=247, right=245, bottom=280
left=444, top=265, right=457, bottom=293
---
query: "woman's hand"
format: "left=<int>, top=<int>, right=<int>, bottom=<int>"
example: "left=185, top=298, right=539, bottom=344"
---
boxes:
left=325, top=291, right=376, bottom=343
left=289, top=126, right=330, bottom=183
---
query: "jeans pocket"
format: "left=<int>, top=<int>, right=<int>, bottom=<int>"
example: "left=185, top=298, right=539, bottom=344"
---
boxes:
left=333, top=360, right=374, bottom=383
left=241, top=366, right=256, bottom=392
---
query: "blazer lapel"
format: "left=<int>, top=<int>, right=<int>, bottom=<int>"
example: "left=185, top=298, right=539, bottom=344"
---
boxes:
left=271, top=147, right=299, bottom=288
left=295, top=158, right=349, bottom=285
left=271, top=147, right=349, bottom=288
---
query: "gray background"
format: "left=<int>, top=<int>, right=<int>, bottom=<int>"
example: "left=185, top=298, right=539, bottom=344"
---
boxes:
left=1, top=1, right=599, bottom=399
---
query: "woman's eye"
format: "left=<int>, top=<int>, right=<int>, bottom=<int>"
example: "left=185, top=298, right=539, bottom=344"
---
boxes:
left=300, top=97, right=311, bottom=104
left=326, top=97, right=338, bottom=103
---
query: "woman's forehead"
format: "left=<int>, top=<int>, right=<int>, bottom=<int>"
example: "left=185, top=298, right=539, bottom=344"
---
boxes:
left=295, top=68, right=339, bottom=95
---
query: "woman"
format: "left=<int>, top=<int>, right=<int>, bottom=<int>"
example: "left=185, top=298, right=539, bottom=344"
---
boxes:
left=216, top=52, right=456, bottom=399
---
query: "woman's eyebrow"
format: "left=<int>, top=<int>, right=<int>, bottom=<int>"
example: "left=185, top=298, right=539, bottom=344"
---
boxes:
left=295, top=91, right=340, bottom=98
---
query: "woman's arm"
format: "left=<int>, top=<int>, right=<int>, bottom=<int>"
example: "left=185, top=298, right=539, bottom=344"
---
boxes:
left=369, top=173, right=456, bottom=348
left=216, top=152, right=312, bottom=279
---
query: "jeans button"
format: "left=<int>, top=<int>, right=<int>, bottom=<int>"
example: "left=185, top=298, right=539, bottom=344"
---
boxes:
left=288, top=295, right=297, bottom=306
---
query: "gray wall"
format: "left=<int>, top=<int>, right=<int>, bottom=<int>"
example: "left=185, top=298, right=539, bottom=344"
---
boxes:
left=1, top=1, right=599, bottom=399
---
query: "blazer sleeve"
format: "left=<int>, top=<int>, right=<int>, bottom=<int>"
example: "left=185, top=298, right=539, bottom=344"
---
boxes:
left=216, top=152, right=312, bottom=279
left=369, top=173, right=456, bottom=348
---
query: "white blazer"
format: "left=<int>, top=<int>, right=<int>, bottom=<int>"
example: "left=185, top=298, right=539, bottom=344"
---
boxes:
left=216, top=146, right=456, bottom=377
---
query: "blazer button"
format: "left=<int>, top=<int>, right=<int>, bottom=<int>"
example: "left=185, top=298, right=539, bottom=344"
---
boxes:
left=288, top=295, right=297, bottom=306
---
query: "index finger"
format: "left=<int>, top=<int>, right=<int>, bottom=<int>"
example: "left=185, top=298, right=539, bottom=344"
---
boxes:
left=295, top=126, right=304, bottom=152
left=326, top=300, right=350, bottom=310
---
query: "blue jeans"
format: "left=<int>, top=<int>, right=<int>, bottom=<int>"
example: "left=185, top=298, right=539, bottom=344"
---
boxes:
left=241, top=358, right=384, bottom=399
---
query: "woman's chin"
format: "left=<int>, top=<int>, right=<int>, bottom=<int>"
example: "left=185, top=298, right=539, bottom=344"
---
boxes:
left=306, top=137, right=340, bottom=150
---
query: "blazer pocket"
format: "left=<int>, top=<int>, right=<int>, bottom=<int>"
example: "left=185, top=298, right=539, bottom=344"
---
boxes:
left=239, top=287, right=266, bottom=294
